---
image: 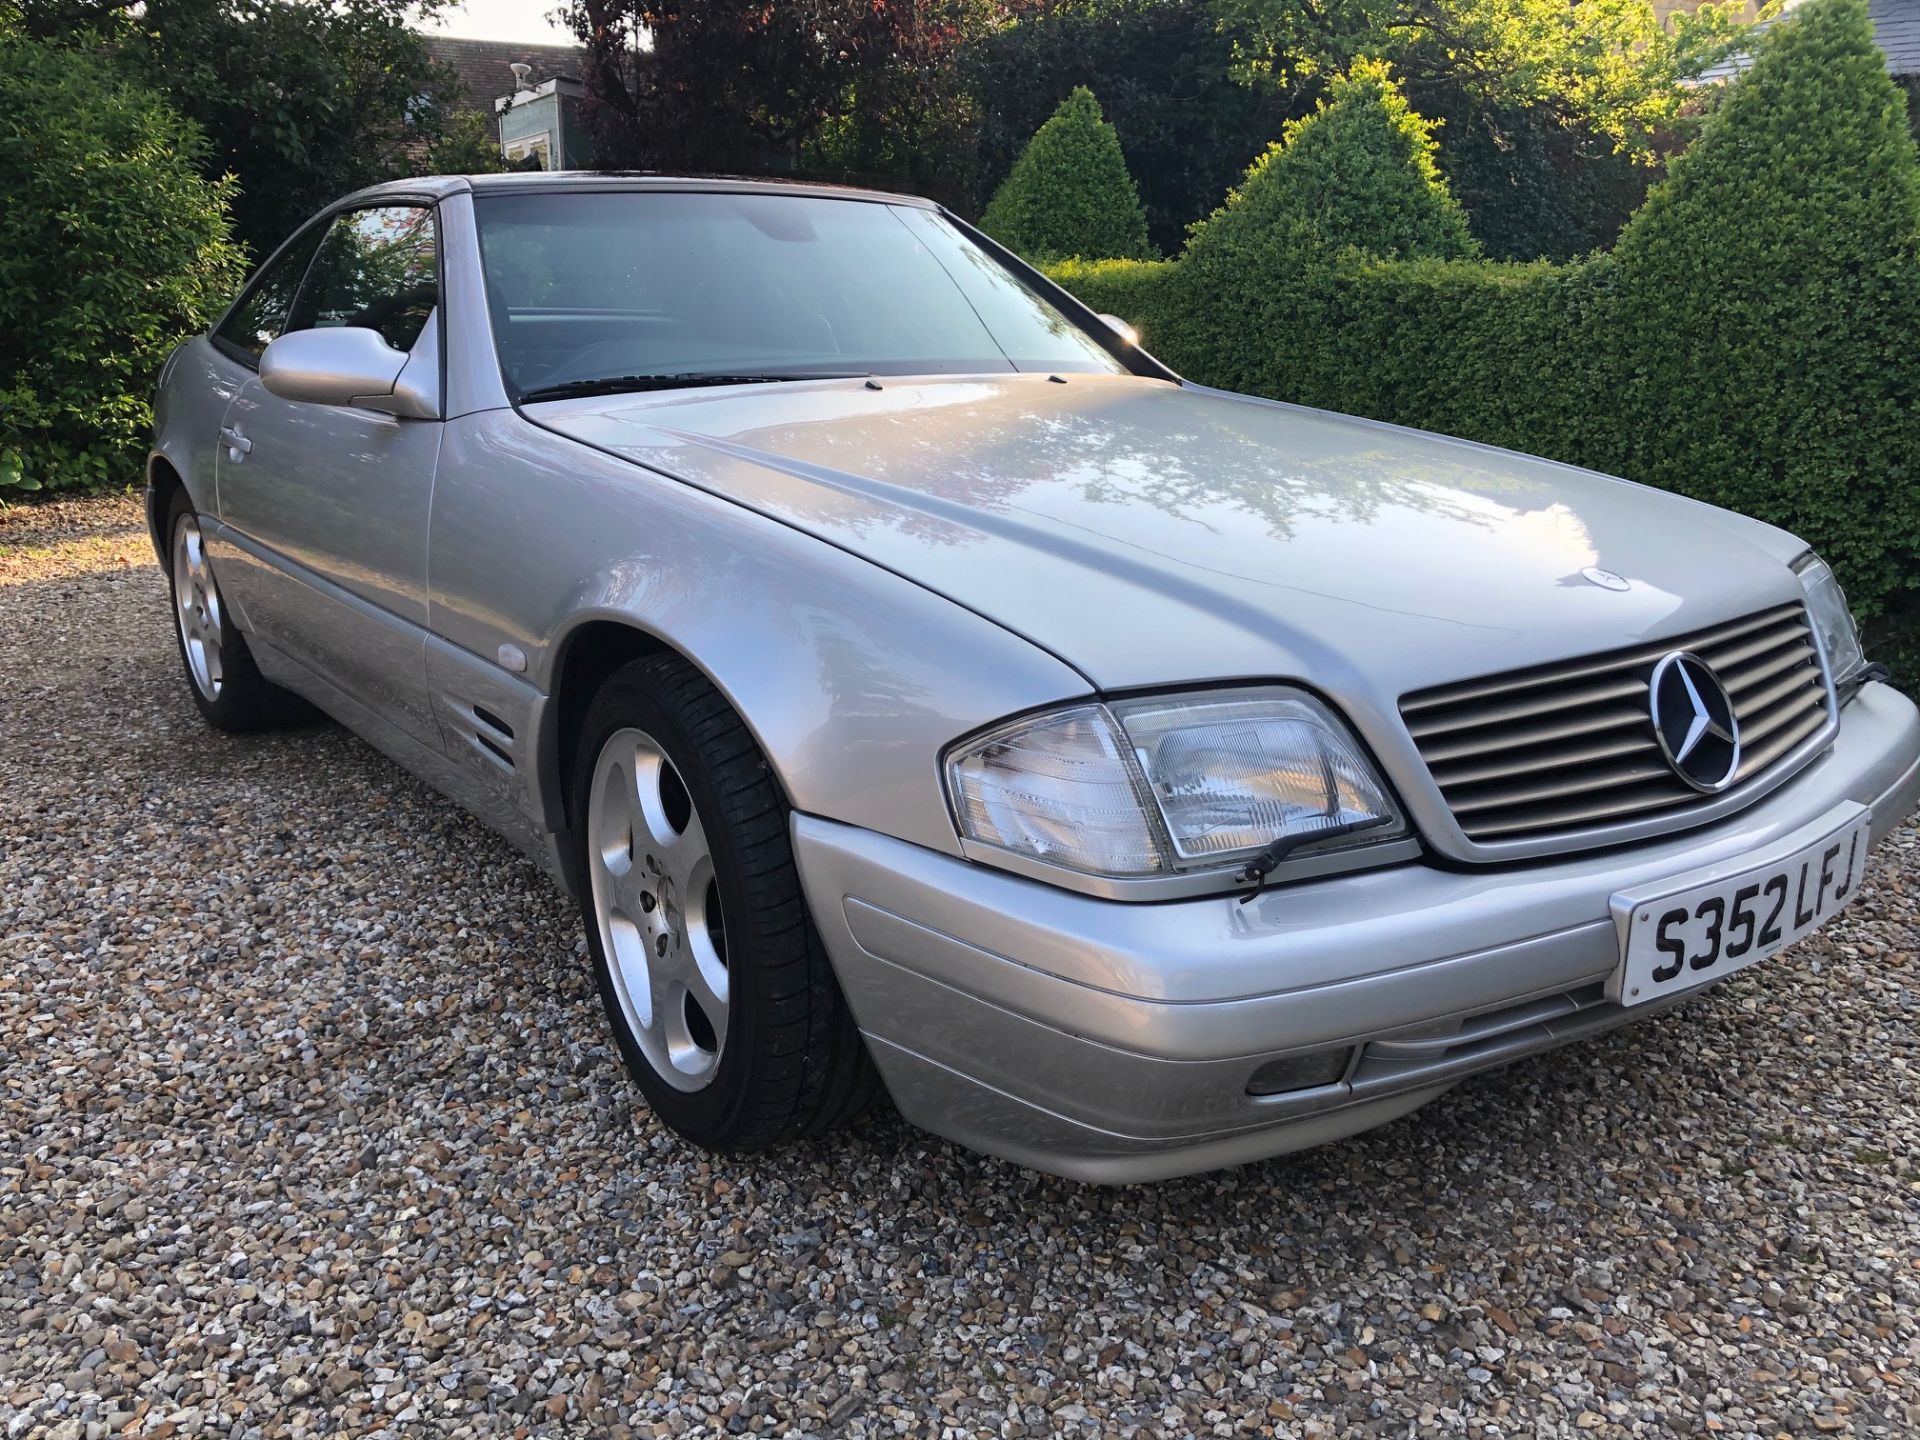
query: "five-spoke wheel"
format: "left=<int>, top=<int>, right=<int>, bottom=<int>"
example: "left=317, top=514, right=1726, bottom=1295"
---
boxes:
left=570, top=653, right=880, bottom=1151
left=171, top=511, right=225, bottom=701
left=587, top=727, right=731, bottom=1090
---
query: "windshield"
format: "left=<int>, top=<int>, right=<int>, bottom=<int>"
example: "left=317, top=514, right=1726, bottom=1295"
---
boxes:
left=473, top=190, right=1128, bottom=398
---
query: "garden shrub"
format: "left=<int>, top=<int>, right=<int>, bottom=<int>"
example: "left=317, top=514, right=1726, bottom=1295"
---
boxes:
left=0, top=38, right=246, bottom=495
left=957, top=2, right=1298, bottom=255
left=1046, top=0, right=1920, bottom=619
left=1600, top=0, right=1920, bottom=618
left=980, top=87, right=1156, bottom=262
left=1164, top=59, right=1478, bottom=397
left=1044, top=258, right=1180, bottom=349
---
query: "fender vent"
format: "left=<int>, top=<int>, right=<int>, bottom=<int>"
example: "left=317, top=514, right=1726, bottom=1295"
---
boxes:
left=464, top=704, right=515, bottom=772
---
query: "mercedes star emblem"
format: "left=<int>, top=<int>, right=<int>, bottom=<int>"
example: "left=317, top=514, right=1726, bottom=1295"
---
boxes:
left=1648, top=651, right=1741, bottom=792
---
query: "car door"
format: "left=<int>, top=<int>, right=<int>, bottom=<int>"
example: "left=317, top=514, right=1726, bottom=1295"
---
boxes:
left=213, top=203, right=445, bottom=745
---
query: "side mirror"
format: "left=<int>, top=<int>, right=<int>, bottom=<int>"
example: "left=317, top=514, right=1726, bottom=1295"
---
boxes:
left=259, top=324, right=440, bottom=420
left=1097, top=312, right=1139, bottom=347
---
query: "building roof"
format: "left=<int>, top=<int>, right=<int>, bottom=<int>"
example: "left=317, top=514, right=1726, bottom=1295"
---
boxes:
left=1871, top=0, right=1920, bottom=74
left=1695, top=0, right=1920, bottom=80
left=421, top=34, right=586, bottom=118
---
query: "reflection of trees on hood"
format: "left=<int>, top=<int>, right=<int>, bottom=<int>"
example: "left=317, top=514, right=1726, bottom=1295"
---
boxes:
left=733, top=383, right=1516, bottom=549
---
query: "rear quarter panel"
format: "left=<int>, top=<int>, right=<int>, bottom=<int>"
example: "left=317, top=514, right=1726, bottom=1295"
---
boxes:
left=147, top=337, right=250, bottom=552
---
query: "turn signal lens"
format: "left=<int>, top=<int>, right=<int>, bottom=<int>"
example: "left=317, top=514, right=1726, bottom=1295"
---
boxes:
left=945, top=705, right=1164, bottom=875
left=1795, top=554, right=1866, bottom=690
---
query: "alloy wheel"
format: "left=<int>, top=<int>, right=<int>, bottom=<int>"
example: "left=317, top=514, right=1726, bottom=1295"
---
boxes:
left=587, top=726, right=731, bottom=1091
left=171, top=513, right=224, bottom=701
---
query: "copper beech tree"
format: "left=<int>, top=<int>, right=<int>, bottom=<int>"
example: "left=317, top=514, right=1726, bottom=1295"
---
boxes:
left=560, top=0, right=1001, bottom=176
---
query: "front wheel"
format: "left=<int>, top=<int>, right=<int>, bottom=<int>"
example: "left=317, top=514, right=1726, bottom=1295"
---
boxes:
left=571, top=653, right=880, bottom=1151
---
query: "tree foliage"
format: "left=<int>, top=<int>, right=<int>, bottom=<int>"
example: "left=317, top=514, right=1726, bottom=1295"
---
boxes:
left=426, top=109, right=523, bottom=177
left=957, top=0, right=1295, bottom=253
left=1051, top=0, right=1920, bottom=620
left=1407, top=87, right=1656, bottom=261
left=1210, top=0, right=1755, bottom=259
left=563, top=0, right=978, bottom=175
left=979, top=86, right=1155, bottom=260
left=13, top=0, right=458, bottom=257
left=1165, top=59, right=1474, bottom=389
left=1212, top=0, right=1751, bottom=159
left=0, top=36, right=247, bottom=494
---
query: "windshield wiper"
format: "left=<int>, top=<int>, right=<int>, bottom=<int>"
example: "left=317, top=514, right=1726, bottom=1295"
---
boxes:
left=517, top=372, right=865, bottom=404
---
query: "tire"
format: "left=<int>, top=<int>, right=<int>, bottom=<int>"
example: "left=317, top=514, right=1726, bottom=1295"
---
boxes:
left=570, top=653, right=880, bottom=1151
left=164, top=489, right=309, bottom=732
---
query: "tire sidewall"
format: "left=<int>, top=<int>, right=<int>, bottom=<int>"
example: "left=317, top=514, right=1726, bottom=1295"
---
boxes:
left=570, top=664, right=764, bottom=1143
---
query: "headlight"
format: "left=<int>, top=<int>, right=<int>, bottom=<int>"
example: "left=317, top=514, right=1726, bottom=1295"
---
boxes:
left=1795, top=553, right=1866, bottom=691
left=945, top=687, right=1405, bottom=881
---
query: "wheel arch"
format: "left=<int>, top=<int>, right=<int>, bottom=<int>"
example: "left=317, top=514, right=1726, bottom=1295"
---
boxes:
left=545, top=618, right=671, bottom=834
left=540, top=616, right=800, bottom=842
left=145, top=454, right=187, bottom=564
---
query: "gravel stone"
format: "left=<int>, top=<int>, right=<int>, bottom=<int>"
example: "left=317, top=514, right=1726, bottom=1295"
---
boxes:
left=4, top=493, right=1919, bottom=1437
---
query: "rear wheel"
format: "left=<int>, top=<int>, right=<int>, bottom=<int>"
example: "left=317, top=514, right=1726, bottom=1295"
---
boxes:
left=572, top=653, right=879, bottom=1150
left=165, top=490, right=307, bottom=732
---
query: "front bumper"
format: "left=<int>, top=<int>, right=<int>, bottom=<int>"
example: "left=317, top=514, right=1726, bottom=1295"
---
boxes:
left=793, top=682, right=1920, bottom=1184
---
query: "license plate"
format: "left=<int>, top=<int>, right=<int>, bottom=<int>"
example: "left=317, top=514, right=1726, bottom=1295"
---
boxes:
left=1611, top=808, right=1872, bottom=1007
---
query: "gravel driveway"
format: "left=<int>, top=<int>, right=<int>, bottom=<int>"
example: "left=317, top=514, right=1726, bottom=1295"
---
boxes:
left=4, top=493, right=1919, bottom=1440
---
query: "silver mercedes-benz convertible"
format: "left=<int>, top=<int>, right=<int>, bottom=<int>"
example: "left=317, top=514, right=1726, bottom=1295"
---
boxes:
left=147, top=173, right=1920, bottom=1182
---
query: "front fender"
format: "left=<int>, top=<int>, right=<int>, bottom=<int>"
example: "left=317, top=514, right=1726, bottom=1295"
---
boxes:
left=427, top=410, right=1091, bottom=858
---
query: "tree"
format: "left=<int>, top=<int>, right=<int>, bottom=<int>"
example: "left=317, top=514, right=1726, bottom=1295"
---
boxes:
left=1402, top=86, right=1658, bottom=261
left=0, top=36, right=247, bottom=494
left=1211, top=0, right=1750, bottom=159
left=15, top=0, right=458, bottom=257
left=801, top=0, right=1011, bottom=211
left=427, top=110, right=521, bottom=177
left=1168, top=59, right=1475, bottom=393
left=957, top=0, right=1296, bottom=252
left=562, top=0, right=973, bottom=174
left=1603, top=0, right=1920, bottom=614
left=1209, top=0, right=1755, bottom=260
left=980, top=87, right=1155, bottom=260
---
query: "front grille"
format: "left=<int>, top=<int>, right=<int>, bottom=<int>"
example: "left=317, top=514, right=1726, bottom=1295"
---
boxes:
left=1401, top=602, right=1830, bottom=844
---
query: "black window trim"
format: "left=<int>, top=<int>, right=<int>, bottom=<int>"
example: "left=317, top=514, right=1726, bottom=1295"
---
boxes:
left=210, top=193, right=446, bottom=373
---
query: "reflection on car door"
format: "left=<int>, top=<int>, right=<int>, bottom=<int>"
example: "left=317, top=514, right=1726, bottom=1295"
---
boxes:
left=213, top=204, right=444, bottom=745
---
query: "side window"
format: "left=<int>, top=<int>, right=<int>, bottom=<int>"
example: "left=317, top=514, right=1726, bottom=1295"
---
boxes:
left=213, top=224, right=326, bottom=363
left=286, top=205, right=439, bottom=352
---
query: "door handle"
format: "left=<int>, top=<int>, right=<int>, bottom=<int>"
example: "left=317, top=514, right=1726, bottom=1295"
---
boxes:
left=219, top=425, right=252, bottom=457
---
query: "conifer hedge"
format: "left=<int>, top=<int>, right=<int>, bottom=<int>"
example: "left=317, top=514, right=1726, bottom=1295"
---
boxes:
left=1049, top=0, right=1920, bottom=620
left=981, top=87, right=1155, bottom=263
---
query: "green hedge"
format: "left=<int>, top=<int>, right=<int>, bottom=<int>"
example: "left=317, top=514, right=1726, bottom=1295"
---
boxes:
left=0, top=38, right=246, bottom=495
left=1048, top=0, right=1920, bottom=620
left=981, top=87, right=1155, bottom=263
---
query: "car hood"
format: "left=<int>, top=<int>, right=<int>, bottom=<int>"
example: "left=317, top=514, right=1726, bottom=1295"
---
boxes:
left=531, top=372, right=1808, bottom=696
